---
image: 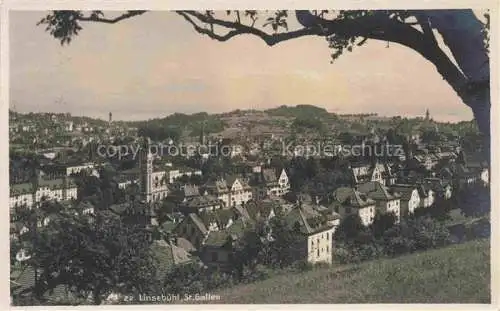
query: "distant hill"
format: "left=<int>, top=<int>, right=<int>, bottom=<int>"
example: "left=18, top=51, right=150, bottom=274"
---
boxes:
left=212, top=239, right=489, bottom=304
left=130, top=112, right=227, bottom=141
left=265, top=105, right=332, bottom=119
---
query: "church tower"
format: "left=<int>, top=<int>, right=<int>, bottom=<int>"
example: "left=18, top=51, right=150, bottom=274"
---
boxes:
left=425, top=109, right=430, bottom=121
left=139, top=137, right=153, bottom=203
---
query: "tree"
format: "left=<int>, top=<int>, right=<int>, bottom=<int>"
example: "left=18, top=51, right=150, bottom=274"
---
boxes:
left=371, top=211, right=397, bottom=238
left=19, top=208, right=158, bottom=305
left=266, top=215, right=304, bottom=268
left=231, top=224, right=266, bottom=280
left=334, top=213, right=366, bottom=242
left=36, top=10, right=490, bottom=157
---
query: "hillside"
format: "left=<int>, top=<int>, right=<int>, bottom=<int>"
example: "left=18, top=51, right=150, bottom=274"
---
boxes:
left=213, top=239, right=490, bottom=304
left=265, top=105, right=331, bottom=119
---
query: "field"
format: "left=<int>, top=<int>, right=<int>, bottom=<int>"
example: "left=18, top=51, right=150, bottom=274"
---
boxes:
left=212, top=239, right=490, bottom=304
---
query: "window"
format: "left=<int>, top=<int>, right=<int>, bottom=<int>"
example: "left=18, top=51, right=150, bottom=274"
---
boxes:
left=317, top=249, right=320, bottom=257
left=211, top=252, right=218, bottom=262
left=326, top=233, right=329, bottom=240
left=326, top=246, right=329, bottom=252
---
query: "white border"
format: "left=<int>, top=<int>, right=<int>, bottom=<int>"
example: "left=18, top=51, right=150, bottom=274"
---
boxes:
left=1, top=1, right=498, bottom=311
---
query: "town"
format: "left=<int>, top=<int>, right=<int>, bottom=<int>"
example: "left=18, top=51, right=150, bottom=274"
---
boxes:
left=9, top=105, right=490, bottom=305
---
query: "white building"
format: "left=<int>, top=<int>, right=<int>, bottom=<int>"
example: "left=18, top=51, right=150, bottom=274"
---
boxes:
left=167, top=169, right=202, bottom=184
left=350, top=162, right=395, bottom=186
left=417, top=185, right=435, bottom=208
left=332, top=187, right=377, bottom=226
left=285, top=206, right=335, bottom=264
left=358, top=181, right=401, bottom=223
left=9, top=177, right=79, bottom=210
left=390, top=184, right=421, bottom=217
left=138, top=142, right=168, bottom=203
left=277, top=169, right=291, bottom=195
left=66, top=162, right=94, bottom=176
left=204, top=176, right=252, bottom=208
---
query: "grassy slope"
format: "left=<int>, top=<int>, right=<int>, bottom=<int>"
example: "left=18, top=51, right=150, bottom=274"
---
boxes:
left=214, top=239, right=490, bottom=304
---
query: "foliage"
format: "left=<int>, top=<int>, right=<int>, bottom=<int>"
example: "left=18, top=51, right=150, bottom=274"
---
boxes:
left=135, top=112, right=226, bottom=142
left=265, top=104, right=330, bottom=119
left=420, top=128, right=444, bottom=144
left=13, top=206, right=157, bottom=305
left=334, top=210, right=452, bottom=264
left=334, top=213, right=366, bottom=242
left=291, top=116, right=327, bottom=134
left=232, top=224, right=266, bottom=279
left=265, top=215, right=305, bottom=269
left=371, top=211, right=397, bottom=238
left=455, top=183, right=490, bottom=218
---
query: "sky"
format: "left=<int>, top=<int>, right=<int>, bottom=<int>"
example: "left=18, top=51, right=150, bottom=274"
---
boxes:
left=9, top=11, right=475, bottom=122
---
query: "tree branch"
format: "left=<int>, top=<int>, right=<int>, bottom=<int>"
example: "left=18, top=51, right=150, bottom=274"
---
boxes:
left=177, top=11, right=245, bottom=42
left=177, top=11, right=322, bottom=46
left=414, top=14, right=439, bottom=46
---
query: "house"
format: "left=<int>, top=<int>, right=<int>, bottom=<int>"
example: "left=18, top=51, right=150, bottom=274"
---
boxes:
left=203, top=179, right=230, bottom=208
left=423, top=178, right=453, bottom=200
left=350, top=161, right=395, bottom=186
left=182, top=184, right=201, bottom=200
left=174, top=213, right=209, bottom=249
left=115, top=173, right=136, bottom=190
left=449, top=163, right=478, bottom=189
left=109, top=200, right=157, bottom=227
left=226, top=175, right=253, bottom=207
left=9, top=177, right=78, bottom=210
left=179, top=195, right=223, bottom=213
left=74, top=201, right=95, bottom=216
left=150, top=238, right=193, bottom=281
left=390, top=184, right=421, bottom=217
left=10, top=222, right=30, bottom=241
left=251, top=168, right=290, bottom=200
left=283, top=204, right=335, bottom=264
left=462, top=152, right=489, bottom=186
left=244, top=199, right=279, bottom=224
left=412, top=153, right=438, bottom=171
left=166, top=169, right=202, bottom=184
left=277, top=168, right=291, bottom=195
left=200, top=217, right=250, bottom=271
left=479, top=168, right=489, bottom=186
left=9, top=183, right=34, bottom=211
left=357, top=181, right=401, bottom=223
left=65, top=162, right=94, bottom=176
left=204, top=176, right=253, bottom=208
left=331, top=187, right=377, bottom=226
left=417, top=184, right=435, bottom=208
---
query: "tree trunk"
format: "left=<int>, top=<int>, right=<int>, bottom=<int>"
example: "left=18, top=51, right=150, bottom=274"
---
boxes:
left=426, top=10, right=490, bottom=161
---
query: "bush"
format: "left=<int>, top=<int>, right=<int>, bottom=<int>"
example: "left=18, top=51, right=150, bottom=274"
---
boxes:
left=333, top=245, right=352, bottom=264
left=289, top=260, right=314, bottom=272
left=240, top=264, right=272, bottom=283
